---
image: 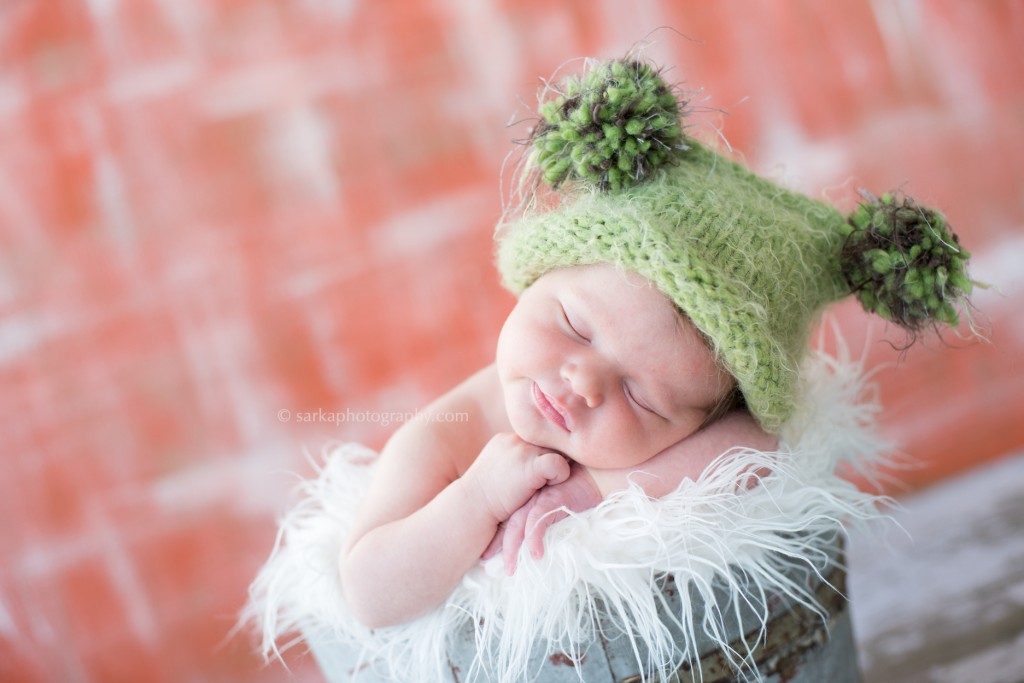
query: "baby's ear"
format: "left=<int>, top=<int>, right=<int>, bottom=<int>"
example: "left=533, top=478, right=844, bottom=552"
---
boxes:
left=838, top=191, right=973, bottom=337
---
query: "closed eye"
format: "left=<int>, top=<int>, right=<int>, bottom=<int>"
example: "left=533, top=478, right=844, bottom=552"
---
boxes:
left=624, top=382, right=662, bottom=419
left=560, top=305, right=590, bottom=342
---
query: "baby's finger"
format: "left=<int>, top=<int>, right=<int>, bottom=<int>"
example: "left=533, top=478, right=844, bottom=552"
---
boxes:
left=526, top=505, right=567, bottom=559
left=502, top=502, right=531, bottom=575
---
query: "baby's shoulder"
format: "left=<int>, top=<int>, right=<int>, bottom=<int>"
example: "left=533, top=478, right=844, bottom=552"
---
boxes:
left=432, top=365, right=510, bottom=452
left=442, top=364, right=509, bottom=432
left=383, top=365, right=508, bottom=475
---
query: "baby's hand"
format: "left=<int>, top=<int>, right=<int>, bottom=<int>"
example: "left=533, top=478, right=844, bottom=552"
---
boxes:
left=463, top=433, right=570, bottom=525
left=483, top=461, right=602, bottom=574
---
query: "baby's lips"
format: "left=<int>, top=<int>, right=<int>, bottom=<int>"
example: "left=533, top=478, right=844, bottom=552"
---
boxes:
left=532, top=382, right=572, bottom=432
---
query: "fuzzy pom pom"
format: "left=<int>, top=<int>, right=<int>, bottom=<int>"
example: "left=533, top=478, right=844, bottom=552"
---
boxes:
left=840, top=192, right=972, bottom=331
left=531, top=59, right=685, bottom=191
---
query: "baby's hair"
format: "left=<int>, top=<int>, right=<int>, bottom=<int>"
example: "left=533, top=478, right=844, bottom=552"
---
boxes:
left=699, top=385, right=746, bottom=431
left=672, top=305, right=747, bottom=430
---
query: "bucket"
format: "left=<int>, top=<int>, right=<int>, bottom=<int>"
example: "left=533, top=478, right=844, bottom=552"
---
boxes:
left=305, top=536, right=860, bottom=682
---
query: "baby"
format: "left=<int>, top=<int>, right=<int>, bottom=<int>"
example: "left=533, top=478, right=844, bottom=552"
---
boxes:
left=341, top=263, right=774, bottom=628
left=339, top=58, right=973, bottom=630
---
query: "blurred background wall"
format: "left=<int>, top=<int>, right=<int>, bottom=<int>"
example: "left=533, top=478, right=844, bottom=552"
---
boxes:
left=0, top=1, right=1021, bottom=681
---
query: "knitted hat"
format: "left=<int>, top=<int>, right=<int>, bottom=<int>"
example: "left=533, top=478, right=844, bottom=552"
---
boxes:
left=496, top=58, right=973, bottom=432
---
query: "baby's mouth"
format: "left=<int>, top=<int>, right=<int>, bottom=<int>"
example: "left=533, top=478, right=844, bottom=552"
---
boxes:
left=532, top=382, right=571, bottom=432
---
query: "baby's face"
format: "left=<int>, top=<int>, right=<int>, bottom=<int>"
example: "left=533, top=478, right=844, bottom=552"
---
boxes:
left=496, top=264, right=733, bottom=469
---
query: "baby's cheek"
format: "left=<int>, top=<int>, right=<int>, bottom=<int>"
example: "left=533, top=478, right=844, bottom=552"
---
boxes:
left=594, top=435, right=657, bottom=470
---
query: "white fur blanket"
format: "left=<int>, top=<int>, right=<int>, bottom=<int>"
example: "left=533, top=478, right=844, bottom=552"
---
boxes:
left=242, top=352, right=891, bottom=682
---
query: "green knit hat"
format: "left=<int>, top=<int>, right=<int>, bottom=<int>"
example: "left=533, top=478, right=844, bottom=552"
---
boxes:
left=496, top=59, right=973, bottom=432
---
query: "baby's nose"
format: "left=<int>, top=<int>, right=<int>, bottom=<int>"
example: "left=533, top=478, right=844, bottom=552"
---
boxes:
left=561, top=360, right=604, bottom=408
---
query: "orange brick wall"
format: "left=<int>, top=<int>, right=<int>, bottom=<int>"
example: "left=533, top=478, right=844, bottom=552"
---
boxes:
left=1, top=2, right=1021, bottom=681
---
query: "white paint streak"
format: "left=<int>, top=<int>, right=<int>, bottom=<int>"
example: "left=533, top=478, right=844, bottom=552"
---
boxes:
left=85, top=0, right=126, bottom=69
left=17, top=534, right=96, bottom=577
left=198, top=63, right=309, bottom=119
left=445, top=0, right=520, bottom=119
left=25, top=607, right=90, bottom=683
left=368, top=187, right=491, bottom=260
left=0, top=311, right=70, bottom=364
left=197, top=56, right=383, bottom=121
left=969, top=229, right=1024, bottom=345
left=182, top=316, right=263, bottom=446
left=14, top=552, right=92, bottom=682
left=167, top=259, right=279, bottom=451
left=302, top=302, right=353, bottom=398
left=86, top=503, right=160, bottom=648
left=0, top=158, right=44, bottom=252
left=94, top=152, right=134, bottom=245
left=85, top=0, right=119, bottom=20
left=263, top=104, right=339, bottom=205
left=195, top=48, right=387, bottom=120
left=869, top=0, right=924, bottom=91
left=106, top=59, right=197, bottom=102
left=0, top=595, right=15, bottom=637
left=0, top=73, right=27, bottom=117
left=0, top=314, right=43, bottom=364
left=154, top=0, right=210, bottom=53
left=968, top=231, right=1024, bottom=298
left=78, top=104, right=139, bottom=254
left=719, top=3, right=853, bottom=188
left=872, top=0, right=989, bottom=122
left=281, top=187, right=490, bottom=300
left=151, top=446, right=301, bottom=516
left=757, top=122, right=851, bottom=194
left=300, top=0, right=356, bottom=20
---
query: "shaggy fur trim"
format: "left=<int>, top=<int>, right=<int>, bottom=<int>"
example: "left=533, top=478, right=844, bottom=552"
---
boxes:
left=241, top=352, right=891, bottom=682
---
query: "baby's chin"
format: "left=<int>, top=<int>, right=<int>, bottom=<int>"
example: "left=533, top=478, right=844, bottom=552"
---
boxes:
left=507, top=418, right=652, bottom=468
left=565, top=446, right=659, bottom=471
left=513, top=434, right=649, bottom=470
left=505, top=402, right=653, bottom=467
left=502, top=400, right=556, bottom=448
left=508, top=424, right=568, bottom=458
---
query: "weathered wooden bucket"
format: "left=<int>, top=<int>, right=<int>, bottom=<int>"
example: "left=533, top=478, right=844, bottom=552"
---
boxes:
left=306, top=536, right=861, bottom=682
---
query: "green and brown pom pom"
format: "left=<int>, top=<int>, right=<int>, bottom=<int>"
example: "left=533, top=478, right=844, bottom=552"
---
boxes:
left=530, top=59, right=685, bottom=192
left=840, top=192, right=972, bottom=332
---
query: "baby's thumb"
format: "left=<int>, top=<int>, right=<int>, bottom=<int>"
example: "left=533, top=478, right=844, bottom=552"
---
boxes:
left=534, top=452, right=570, bottom=486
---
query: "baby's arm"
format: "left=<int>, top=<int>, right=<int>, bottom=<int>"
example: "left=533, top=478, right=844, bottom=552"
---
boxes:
left=495, top=409, right=776, bottom=568
left=340, top=368, right=569, bottom=628
left=587, top=408, right=778, bottom=499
